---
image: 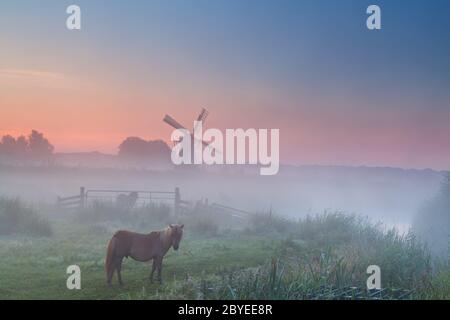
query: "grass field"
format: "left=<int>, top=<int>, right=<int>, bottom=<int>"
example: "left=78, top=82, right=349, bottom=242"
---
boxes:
left=0, top=208, right=289, bottom=300
left=1, top=200, right=450, bottom=300
left=0, top=219, right=276, bottom=299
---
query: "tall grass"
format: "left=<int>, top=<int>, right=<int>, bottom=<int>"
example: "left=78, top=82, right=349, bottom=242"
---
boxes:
left=247, top=211, right=293, bottom=234
left=75, top=200, right=172, bottom=227
left=0, top=197, right=52, bottom=237
left=148, top=212, right=432, bottom=299
left=412, top=174, right=450, bottom=257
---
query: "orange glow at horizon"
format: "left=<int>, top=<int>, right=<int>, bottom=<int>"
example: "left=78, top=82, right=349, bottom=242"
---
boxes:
left=2, top=69, right=450, bottom=170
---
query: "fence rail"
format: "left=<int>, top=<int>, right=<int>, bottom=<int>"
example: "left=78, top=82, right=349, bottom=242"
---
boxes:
left=210, top=203, right=253, bottom=216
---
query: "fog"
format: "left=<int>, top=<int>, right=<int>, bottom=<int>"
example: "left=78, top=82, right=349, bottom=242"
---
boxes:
left=0, top=163, right=444, bottom=231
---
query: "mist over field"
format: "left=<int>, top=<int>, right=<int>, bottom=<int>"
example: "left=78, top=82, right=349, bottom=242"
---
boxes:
left=2, top=157, right=449, bottom=299
left=0, top=161, right=444, bottom=230
left=0, top=128, right=448, bottom=300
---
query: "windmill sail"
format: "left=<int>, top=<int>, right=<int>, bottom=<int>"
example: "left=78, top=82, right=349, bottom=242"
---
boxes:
left=196, top=108, right=209, bottom=122
left=163, top=115, right=187, bottom=130
left=194, top=108, right=209, bottom=133
left=163, top=108, right=219, bottom=153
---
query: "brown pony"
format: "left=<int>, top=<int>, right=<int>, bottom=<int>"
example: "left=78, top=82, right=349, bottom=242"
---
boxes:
left=105, top=224, right=184, bottom=285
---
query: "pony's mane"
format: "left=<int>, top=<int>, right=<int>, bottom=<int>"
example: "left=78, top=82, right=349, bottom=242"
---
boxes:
left=159, top=226, right=173, bottom=240
left=158, top=225, right=182, bottom=242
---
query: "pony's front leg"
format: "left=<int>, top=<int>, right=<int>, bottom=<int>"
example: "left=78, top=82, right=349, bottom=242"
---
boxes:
left=150, top=259, right=157, bottom=282
left=156, top=256, right=163, bottom=284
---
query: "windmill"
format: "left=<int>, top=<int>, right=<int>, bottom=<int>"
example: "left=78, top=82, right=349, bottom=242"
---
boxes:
left=163, top=108, right=216, bottom=161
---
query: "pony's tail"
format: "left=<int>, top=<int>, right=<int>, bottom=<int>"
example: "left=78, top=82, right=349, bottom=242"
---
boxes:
left=105, top=236, right=116, bottom=283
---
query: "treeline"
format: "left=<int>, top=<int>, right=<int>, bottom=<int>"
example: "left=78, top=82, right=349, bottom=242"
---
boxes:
left=0, top=130, right=170, bottom=160
left=0, top=130, right=54, bottom=157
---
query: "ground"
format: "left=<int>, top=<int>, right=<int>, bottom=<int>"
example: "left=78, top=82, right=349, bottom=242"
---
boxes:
left=0, top=219, right=278, bottom=299
left=1, top=212, right=449, bottom=300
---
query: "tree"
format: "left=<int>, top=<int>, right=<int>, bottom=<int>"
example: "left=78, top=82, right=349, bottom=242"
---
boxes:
left=118, top=137, right=149, bottom=158
left=118, top=137, right=170, bottom=161
left=0, top=135, right=18, bottom=155
left=15, top=135, right=29, bottom=157
left=28, top=130, right=54, bottom=157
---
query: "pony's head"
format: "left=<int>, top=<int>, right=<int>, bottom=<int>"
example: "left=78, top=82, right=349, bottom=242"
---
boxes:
left=169, top=224, right=184, bottom=250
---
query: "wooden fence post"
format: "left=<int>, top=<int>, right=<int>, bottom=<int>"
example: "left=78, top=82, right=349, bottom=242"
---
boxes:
left=80, top=187, right=85, bottom=209
left=174, top=187, right=180, bottom=216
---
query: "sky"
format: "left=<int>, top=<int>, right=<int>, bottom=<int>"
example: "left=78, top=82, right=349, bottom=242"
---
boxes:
left=1, top=0, right=449, bottom=170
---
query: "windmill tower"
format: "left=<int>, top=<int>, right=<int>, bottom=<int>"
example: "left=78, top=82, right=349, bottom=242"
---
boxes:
left=163, top=108, right=212, bottom=164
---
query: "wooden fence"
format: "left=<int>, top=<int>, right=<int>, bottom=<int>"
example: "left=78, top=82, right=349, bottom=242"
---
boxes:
left=57, top=187, right=183, bottom=214
left=57, top=187, right=255, bottom=220
left=57, top=187, right=85, bottom=210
